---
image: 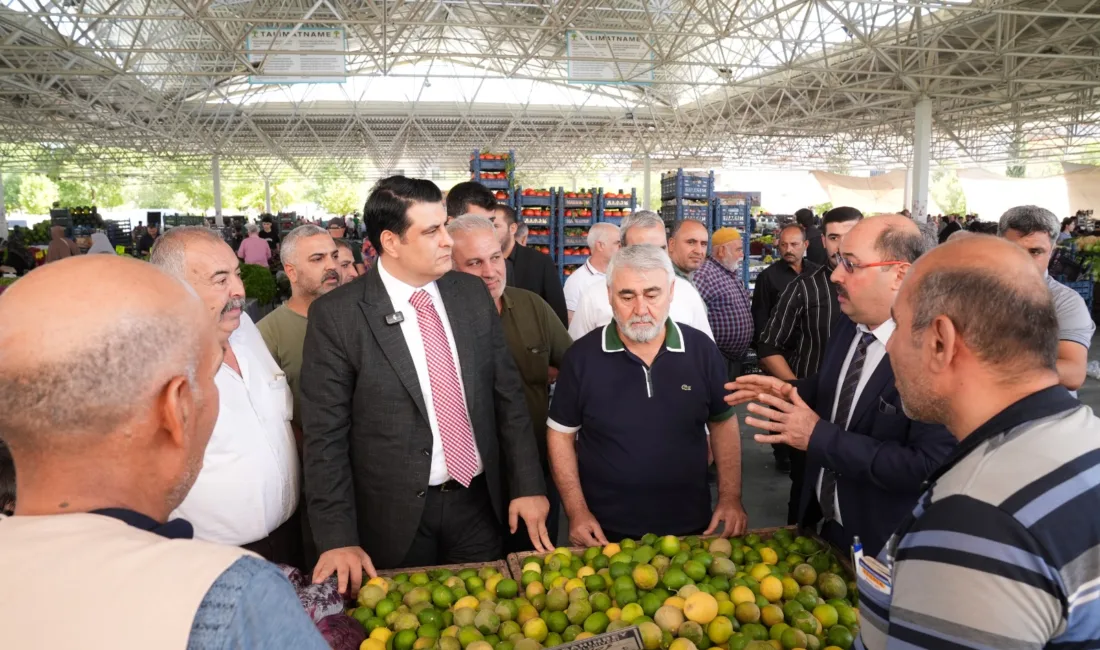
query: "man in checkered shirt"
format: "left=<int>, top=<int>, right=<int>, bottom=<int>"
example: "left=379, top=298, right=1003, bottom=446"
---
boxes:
left=692, top=227, right=753, bottom=378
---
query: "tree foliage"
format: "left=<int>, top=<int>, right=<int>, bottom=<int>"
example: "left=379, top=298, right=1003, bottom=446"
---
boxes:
left=18, top=174, right=60, bottom=214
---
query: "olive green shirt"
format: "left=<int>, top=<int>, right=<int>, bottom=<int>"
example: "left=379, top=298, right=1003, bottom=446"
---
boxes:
left=499, top=287, right=573, bottom=468
left=257, top=304, right=308, bottom=429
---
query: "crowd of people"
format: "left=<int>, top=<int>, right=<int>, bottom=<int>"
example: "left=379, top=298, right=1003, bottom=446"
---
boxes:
left=1, top=174, right=1099, bottom=649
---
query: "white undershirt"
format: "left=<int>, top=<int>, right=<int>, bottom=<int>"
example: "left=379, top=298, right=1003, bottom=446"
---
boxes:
left=377, top=258, right=483, bottom=485
left=816, top=318, right=895, bottom=526
left=172, top=313, right=300, bottom=546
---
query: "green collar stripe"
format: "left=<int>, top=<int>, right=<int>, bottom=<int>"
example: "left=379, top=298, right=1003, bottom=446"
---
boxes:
left=602, top=318, right=685, bottom=353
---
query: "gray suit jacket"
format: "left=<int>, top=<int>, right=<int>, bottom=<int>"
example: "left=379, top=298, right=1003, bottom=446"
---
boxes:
left=300, top=266, right=546, bottom=569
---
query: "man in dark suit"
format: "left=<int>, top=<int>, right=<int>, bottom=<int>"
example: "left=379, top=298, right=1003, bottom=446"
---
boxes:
left=727, top=215, right=955, bottom=556
left=301, top=176, right=551, bottom=595
left=495, top=204, right=568, bottom=326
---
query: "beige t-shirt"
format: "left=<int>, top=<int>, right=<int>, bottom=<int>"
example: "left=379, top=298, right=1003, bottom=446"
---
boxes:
left=257, top=305, right=308, bottom=428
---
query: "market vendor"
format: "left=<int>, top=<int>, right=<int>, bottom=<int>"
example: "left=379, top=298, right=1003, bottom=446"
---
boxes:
left=0, top=256, right=327, bottom=649
left=151, top=227, right=303, bottom=568
left=998, top=205, right=1094, bottom=391
left=860, top=235, right=1100, bottom=650
left=548, top=244, right=748, bottom=544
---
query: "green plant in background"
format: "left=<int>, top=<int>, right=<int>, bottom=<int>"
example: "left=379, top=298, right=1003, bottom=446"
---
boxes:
left=24, top=221, right=51, bottom=245
left=239, top=263, right=277, bottom=305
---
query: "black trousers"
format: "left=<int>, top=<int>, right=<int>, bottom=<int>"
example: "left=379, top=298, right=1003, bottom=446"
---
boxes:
left=787, top=450, right=807, bottom=525
left=243, top=507, right=304, bottom=569
left=399, top=474, right=503, bottom=568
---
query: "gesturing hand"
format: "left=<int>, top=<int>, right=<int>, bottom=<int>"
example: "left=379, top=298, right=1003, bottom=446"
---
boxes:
left=312, top=546, right=377, bottom=595
left=569, top=510, right=609, bottom=547
left=724, top=374, right=793, bottom=408
left=744, top=387, right=820, bottom=451
left=704, top=498, right=748, bottom=537
left=509, top=495, right=554, bottom=553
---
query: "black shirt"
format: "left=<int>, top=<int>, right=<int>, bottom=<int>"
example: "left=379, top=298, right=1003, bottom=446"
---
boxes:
left=136, top=233, right=157, bottom=257
left=751, top=259, right=819, bottom=341
left=258, top=229, right=279, bottom=251
left=938, top=221, right=961, bottom=243
left=757, top=264, right=839, bottom=378
left=548, top=319, right=734, bottom=537
left=805, top=225, right=828, bottom=267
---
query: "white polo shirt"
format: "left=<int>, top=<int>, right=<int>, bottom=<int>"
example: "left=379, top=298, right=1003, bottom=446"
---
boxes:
left=563, top=260, right=605, bottom=313
left=172, top=313, right=300, bottom=546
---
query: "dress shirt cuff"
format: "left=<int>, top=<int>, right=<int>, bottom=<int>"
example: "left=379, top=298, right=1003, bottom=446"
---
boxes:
left=547, top=418, right=580, bottom=435
left=755, top=341, right=785, bottom=359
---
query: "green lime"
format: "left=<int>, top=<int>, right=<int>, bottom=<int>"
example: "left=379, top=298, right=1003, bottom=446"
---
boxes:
left=496, top=580, right=519, bottom=599
left=583, top=612, right=611, bottom=635
left=419, top=609, right=443, bottom=628
left=395, top=629, right=419, bottom=650
left=546, top=611, right=569, bottom=634
left=827, top=625, right=854, bottom=650
left=584, top=575, right=607, bottom=592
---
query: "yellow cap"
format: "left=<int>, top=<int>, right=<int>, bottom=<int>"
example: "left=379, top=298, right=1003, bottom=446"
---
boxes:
left=711, top=227, right=742, bottom=247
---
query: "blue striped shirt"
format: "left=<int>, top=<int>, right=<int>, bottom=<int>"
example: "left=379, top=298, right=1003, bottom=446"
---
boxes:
left=857, top=386, right=1100, bottom=649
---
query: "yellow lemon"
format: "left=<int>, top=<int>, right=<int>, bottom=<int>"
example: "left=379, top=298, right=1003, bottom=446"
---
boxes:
left=603, top=543, right=622, bottom=558
left=606, top=607, right=622, bottom=621
left=367, top=577, right=390, bottom=595
left=370, top=628, right=393, bottom=643
left=564, top=578, right=586, bottom=593
left=523, top=562, right=542, bottom=574
left=454, top=596, right=480, bottom=611
left=759, top=547, right=778, bottom=565
left=759, top=576, right=784, bottom=603
left=731, top=586, right=755, bottom=605
left=577, top=566, right=595, bottom=579
left=683, top=592, right=719, bottom=625
left=361, top=639, right=386, bottom=650
left=749, top=564, right=772, bottom=581
left=664, top=596, right=686, bottom=610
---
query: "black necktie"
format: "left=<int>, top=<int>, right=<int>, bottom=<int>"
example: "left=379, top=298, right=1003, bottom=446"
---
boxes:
left=819, top=331, right=877, bottom=522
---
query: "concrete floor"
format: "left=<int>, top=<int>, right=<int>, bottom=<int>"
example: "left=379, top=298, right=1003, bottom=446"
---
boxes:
left=556, top=332, right=1100, bottom=544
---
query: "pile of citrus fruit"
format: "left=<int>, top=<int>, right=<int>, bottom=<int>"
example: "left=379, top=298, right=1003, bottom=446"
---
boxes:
left=347, top=530, right=859, bottom=650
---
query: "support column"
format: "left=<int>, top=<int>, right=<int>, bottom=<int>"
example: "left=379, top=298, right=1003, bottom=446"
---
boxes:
left=0, top=173, right=7, bottom=239
left=264, top=178, right=272, bottom=214
left=903, top=167, right=912, bottom=212
left=642, top=154, right=652, bottom=211
left=911, top=98, right=932, bottom=221
left=212, top=155, right=224, bottom=227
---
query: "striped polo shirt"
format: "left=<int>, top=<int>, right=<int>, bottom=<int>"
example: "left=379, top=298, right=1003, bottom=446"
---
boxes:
left=857, top=386, right=1100, bottom=649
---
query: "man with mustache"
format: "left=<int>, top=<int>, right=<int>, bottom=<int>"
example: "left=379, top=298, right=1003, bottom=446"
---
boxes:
left=548, top=244, right=748, bottom=543
left=151, top=227, right=302, bottom=567
left=727, top=216, right=955, bottom=557
left=668, top=218, right=709, bottom=281
left=259, top=225, right=342, bottom=435
left=752, top=224, right=816, bottom=341
left=334, top=238, right=362, bottom=282
left=756, top=207, right=861, bottom=519
left=751, top=223, right=817, bottom=474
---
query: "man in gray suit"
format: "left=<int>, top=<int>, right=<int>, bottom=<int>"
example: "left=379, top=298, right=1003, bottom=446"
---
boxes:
left=302, top=176, right=551, bottom=594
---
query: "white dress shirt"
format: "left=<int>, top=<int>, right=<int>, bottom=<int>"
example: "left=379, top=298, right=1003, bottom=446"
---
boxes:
left=568, top=275, right=715, bottom=341
left=172, top=313, right=300, bottom=546
left=377, top=259, right=484, bottom=485
left=816, top=318, right=895, bottom=526
left=563, top=260, right=605, bottom=313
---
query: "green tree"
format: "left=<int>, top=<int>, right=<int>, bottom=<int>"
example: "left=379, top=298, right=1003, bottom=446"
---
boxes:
left=226, top=179, right=265, bottom=212
left=4, top=174, right=23, bottom=213
left=931, top=168, right=966, bottom=215
left=18, top=174, right=60, bottom=214
left=310, top=171, right=362, bottom=215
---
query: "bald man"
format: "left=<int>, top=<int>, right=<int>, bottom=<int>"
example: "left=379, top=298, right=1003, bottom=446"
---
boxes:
left=726, top=216, right=955, bottom=556
left=0, top=257, right=327, bottom=648
left=861, top=236, right=1100, bottom=650
left=151, top=227, right=301, bottom=567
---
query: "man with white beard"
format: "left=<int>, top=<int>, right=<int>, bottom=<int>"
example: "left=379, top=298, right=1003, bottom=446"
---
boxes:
left=546, top=245, right=748, bottom=544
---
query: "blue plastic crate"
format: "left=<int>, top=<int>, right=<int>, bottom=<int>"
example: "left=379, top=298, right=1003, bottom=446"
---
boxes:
left=1066, top=279, right=1094, bottom=311
left=715, top=203, right=749, bottom=228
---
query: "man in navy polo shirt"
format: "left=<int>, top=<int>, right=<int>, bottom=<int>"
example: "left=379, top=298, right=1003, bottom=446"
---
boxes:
left=547, top=245, right=748, bottom=544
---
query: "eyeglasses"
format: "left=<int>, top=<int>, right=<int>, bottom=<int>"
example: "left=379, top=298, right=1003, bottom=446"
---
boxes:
left=834, top=253, right=904, bottom=274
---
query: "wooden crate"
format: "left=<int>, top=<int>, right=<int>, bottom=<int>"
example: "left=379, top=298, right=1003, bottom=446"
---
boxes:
left=375, top=559, right=510, bottom=579
left=506, top=526, right=853, bottom=581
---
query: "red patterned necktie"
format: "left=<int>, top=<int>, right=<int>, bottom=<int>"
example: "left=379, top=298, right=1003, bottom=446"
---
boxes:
left=409, top=289, right=479, bottom=486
